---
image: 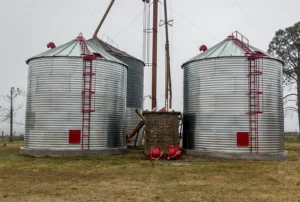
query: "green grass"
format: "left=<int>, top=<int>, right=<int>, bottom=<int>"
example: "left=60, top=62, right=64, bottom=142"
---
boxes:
left=0, top=140, right=300, bottom=202
left=284, top=135, right=300, bottom=143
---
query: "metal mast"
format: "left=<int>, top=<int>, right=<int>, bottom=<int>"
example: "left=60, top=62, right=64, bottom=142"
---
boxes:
left=151, top=0, right=158, bottom=109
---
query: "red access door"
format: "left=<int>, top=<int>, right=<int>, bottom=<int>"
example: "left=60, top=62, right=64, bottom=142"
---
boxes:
left=237, top=132, right=249, bottom=147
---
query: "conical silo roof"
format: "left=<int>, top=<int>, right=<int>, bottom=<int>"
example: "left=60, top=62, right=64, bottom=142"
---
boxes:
left=182, top=35, right=283, bottom=67
left=88, top=38, right=144, bottom=65
left=26, top=33, right=127, bottom=67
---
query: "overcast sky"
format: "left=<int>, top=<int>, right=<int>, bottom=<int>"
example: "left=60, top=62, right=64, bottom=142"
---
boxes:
left=0, top=0, right=299, bottom=134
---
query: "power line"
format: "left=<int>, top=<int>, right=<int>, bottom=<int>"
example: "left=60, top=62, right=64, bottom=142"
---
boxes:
left=81, top=0, right=100, bottom=32
left=173, top=10, right=218, bottom=41
left=158, top=1, right=218, bottom=41
left=114, top=10, right=144, bottom=40
left=233, top=0, right=268, bottom=41
left=169, top=44, right=185, bottom=65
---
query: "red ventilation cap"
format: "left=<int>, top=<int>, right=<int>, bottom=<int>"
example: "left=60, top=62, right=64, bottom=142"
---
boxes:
left=199, top=45, right=207, bottom=52
left=47, top=42, right=56, bottom=49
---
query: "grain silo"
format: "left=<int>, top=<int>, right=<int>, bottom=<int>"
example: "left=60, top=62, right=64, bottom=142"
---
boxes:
left=20, top=33, right=128, bottom=157
left=182, top=31, right=286, bottom=160
left=88, top=38, right=145, bottom=146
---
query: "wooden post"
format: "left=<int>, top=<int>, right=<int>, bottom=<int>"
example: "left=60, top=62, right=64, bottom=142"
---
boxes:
left=151, top=0, right=158, bottom=110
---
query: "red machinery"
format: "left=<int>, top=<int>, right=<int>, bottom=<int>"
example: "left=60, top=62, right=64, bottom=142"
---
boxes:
left=146, top=147, right=164, bottom=160
left=166, top=146, right=183, bottom=160
left=146, top=146, right=183, bottom=160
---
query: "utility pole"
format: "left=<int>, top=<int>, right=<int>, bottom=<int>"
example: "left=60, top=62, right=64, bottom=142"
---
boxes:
left=163, top=0, right=172, bottom=109
left=10, top=87, right=14, bottom=142
left=152, top=0, right=158, bottom=110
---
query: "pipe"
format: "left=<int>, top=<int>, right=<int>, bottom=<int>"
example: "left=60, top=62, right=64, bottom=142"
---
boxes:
left=135, top=109, right=145, bottom=121
left=125, top=121, right=145, bottom=143
left=125, top=109, right=146, bottom=143
left=93, top=0, right=115, bottom=39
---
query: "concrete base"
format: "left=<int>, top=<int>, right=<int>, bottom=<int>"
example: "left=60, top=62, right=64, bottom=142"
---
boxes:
left=20, top=147, right=128, bottom=157
left=184, top=149, right=288, bottom=161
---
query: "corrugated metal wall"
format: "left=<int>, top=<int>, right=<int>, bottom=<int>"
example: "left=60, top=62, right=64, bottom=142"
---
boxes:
left=182, top=57, right=284, bottom=153
left=113, top=56, right=144, bottom=142
left=25, top=57, right=127, bottom=149
left=88, top=38, right=145, bottom=142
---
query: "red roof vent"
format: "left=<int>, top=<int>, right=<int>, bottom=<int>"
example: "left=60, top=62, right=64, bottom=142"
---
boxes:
left=47, top=42, right=56, bottom=49
left=199, top=45, right=207, bottom=52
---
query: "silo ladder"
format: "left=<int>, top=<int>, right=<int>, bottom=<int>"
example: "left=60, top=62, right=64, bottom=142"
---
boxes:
left=229, top=31, right=265, bottom=153
left=82, top=55, right=96, bottom=150
left=248, top=53, right=264, bottom=153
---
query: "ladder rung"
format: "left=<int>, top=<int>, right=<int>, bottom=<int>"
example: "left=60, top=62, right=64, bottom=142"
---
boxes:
left=249, top=91, right=263, bottom=94
left=82, top=91, right=95, bottom=94
left=249, top=111, right=263, bottom=114
left=82, top=110, right=95, bottom=113
left=83, top=72, right=96, bottom=76
left=249, top=71, right=262, bottom=75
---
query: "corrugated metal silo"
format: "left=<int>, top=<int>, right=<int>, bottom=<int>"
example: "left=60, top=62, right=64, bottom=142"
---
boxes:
left=21, top=34, right=129, bottom=156
left=88, top=38, right=145, bottom=146
left=182, top=32, right=286, bottom=160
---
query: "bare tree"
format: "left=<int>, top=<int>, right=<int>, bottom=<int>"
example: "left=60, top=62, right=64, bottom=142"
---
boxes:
left=0, top=87, right=25, bottom=142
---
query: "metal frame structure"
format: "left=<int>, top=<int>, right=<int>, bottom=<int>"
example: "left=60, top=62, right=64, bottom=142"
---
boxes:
left=229, top=31, right=251, bottom=54
left=143, top=0, right=152, bottom=67
left=229, top=31, right=264, bottom=153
